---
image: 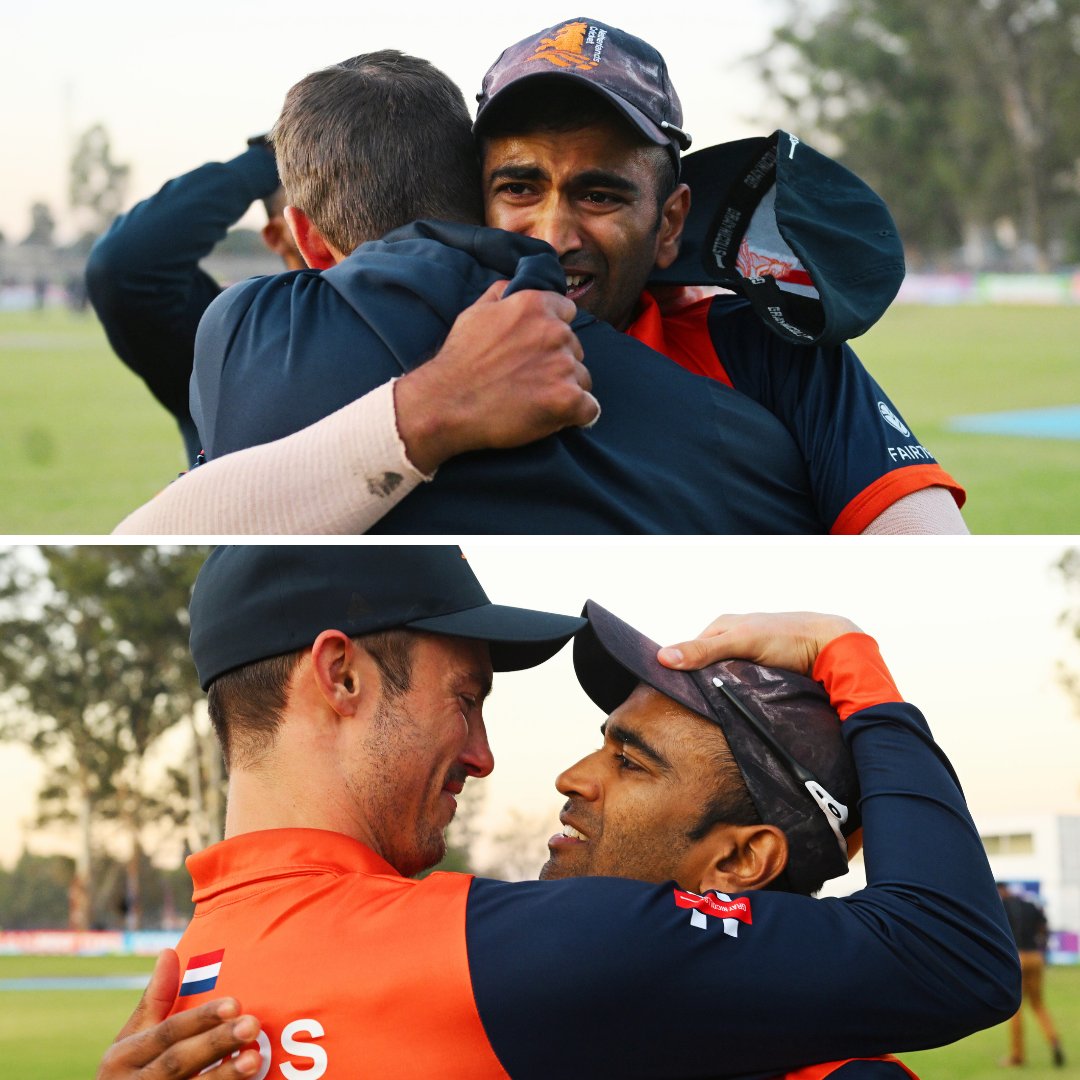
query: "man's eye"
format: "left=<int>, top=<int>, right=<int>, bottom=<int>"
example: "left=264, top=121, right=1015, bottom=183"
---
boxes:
left=582, top=192, right=620, bottom=206
left=614, top=752, right=640, bottom=771
left=497, top=182, right=532, bottom=196
left=459, top=695, right=477, bottom=714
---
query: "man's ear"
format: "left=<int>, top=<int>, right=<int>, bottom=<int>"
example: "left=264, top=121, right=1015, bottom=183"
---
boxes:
left=261, top=216, right=303, bottom=270
left=308, top=629, right=365, bottom=716
left=283, top=206, right=340, bottom=270
left=653, top=182, right=691, bottom=271
left=696, top=823, right=789, bottom=895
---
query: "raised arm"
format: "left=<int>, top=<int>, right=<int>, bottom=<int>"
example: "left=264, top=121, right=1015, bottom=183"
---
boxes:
left=463, top=615, right=1019, bottom=1078
left=86, top=142, right=282, bottom=459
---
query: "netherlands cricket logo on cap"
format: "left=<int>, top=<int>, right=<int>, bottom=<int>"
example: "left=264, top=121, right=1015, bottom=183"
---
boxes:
left=526, top=20, right=601, bottom=71
left=179, top=948, right=225, bottom=997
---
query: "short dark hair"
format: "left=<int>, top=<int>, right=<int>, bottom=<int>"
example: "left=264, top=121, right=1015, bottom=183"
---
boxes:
left=478, top=80, right=678, bottom=209
left=207, top=629, right=417, bottom=770
left=271, top=51, right=484, bottom=254
left=686, top=736, right=761, bottom=843
left=686, top=727, right=830, bottom=897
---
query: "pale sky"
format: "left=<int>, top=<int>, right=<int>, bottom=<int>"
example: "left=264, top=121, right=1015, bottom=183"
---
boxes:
left=2, top=539, right=1079, bottom=874
left=0, top=1, right=784, bottom=243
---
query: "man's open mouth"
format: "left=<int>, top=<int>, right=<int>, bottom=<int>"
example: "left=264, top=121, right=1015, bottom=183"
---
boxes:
left=565, top=273, right=594, bottom=303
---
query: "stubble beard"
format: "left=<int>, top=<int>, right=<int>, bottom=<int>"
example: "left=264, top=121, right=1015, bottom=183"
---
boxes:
left=358, top=692, right=450, bottom=878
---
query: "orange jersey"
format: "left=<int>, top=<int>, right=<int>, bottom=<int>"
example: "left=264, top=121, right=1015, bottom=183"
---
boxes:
left=172, top=830, right=506, bottom=1078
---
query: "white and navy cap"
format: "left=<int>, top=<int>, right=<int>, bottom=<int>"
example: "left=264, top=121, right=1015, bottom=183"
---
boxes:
left=651, top=132, right=905, bottom=348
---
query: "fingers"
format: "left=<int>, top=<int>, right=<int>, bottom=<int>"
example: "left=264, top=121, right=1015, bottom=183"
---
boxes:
left=474, top=278, right=510, bottom=303
left=113, top=950, right=181, bottom=1043
left=97, top=997, right=262, bottom=1080
left=545, top=291, right=579, bottom=326
left=658, top=626, right=753, bottom=672
left=656, top=612, right=862, bottom=675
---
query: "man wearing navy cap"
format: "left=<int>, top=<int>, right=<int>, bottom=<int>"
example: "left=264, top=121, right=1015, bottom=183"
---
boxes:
left=98, top=545, right=1015, bottom=1079
left=116, top=20, right=967, bottom=536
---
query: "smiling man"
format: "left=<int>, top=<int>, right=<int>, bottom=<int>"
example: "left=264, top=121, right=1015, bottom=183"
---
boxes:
left=116, top=21, right=966, bottom=536
left=97, top=546, right=1016, bottom=1079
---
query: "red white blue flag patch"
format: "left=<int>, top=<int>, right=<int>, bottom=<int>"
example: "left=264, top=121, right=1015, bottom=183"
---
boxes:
left=179, top=948, right=225, bottom=997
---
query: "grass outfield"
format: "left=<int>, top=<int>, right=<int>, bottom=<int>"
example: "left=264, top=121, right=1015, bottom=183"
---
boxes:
left=1, top=953, right=1076, bottom=1077
left=853, top=304, right=1080, bottom=535
left=0, top=303, right=1076, bottom=534
left=0, top=954, right=155, bottom=1078
left=0, top=308, right=184, bottom=534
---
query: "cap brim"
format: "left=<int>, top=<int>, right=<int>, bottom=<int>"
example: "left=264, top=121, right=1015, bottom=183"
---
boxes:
left=574, top=598, right=711, bottom=717
left=409, top=604, right=585, bottom=672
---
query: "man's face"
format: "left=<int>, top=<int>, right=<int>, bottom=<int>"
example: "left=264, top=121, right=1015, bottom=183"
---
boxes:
left=354, top=633, right=494, bottom=878
left=540, top=683, right=729, bottom=886
left=482, top=118, right=685, bottom=331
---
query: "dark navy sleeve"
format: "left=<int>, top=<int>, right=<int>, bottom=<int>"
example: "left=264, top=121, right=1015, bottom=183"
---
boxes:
left=465, top=699, right=1018, bottom=1079
left=704, top=298, right=962, bottom=532
left=85, top=145, right=281, bottom=459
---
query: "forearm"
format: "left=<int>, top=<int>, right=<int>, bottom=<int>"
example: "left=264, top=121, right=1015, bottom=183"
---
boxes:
left=89, top=146, right=280, bottom=283
left=817, top=635, right=1019, bottom=1029
left=468, top=635, right=1018, bottom=1078
left=113, top=381, right=428, bottom=534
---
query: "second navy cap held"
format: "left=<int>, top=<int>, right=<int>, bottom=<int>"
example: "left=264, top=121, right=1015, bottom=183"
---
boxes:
left=651, top=131, right=905, bottom=349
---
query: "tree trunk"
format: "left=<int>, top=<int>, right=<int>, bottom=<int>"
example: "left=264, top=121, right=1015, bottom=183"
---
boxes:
left=68, top=784, right=93, bottom=930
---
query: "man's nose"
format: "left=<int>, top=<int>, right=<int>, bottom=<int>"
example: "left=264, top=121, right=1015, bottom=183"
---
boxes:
left=528, top=199, right=583, bottom=258
left=461, top=714, right=495, bottom=778
left=554, top=751, right=601, bottom=800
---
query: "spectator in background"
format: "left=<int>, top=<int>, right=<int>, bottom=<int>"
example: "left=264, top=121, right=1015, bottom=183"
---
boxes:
left=85, top=137, right=303, bottom=462
left=997, top=882, right=1066, bottom=1067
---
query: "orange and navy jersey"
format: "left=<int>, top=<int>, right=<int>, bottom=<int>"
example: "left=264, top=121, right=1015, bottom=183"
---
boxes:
left=171, top=636, right=1015, bottom=1078
left=629, top=290, right=966, bottom=534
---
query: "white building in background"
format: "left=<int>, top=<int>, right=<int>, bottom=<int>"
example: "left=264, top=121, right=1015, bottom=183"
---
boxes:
left=977, top=814, right=1080, bottom=962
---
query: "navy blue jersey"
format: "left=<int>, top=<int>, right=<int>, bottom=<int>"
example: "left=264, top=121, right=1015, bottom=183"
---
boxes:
left=86, top=145, right=281, bottom=461
left=464, top=698, right=1018, bottom=1078
left=630, top=291, right=964, bottom=533
left=173, top=688, right=1016, bottom=1078
left=191, top=221, right=833, bottom=534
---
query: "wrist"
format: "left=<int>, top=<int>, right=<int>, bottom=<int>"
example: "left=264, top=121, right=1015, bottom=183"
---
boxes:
left=392, top=370, right=464, bottom=475
left=812, top=633, right=903, bottom=720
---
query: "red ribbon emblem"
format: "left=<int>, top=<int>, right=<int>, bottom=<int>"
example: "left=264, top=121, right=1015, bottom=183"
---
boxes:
left=673, top=890, right=753, bottom=924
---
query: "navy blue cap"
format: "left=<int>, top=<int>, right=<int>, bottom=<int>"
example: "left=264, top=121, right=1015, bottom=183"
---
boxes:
left=189, top=545, right=585, bottom=690
left=651, top=131, right=905, bottom=348
left=474, top=17, right=691, bottom=165
left=573, top=600, right=860, bottom=894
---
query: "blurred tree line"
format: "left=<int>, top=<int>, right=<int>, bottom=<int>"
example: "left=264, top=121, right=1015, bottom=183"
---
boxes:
left=0, top=849, right=194, bottom=931
left=756, top=0, right=1080, bottom=269
left=0, top=547, right=215, bottom=931
left=0, top=546, right=543, bottom=933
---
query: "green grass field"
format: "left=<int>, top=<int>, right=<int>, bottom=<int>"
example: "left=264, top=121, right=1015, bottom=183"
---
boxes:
left=0, top=303, right=1076, bottom=534
left=1, top=954, right=1076, bottom=1078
